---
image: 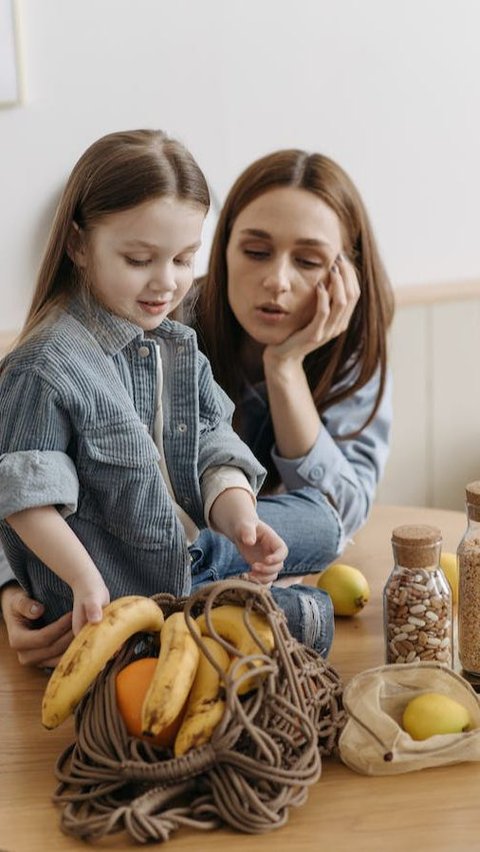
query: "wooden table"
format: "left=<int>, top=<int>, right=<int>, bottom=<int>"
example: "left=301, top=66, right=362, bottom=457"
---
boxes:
left=1, top=504, right=477, bottom=852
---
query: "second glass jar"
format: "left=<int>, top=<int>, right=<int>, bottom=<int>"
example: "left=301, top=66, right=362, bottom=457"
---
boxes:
left=458, top=481, right=480, bottom=676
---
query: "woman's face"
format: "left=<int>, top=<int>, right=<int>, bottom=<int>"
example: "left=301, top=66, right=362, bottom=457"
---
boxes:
left=226, top=187, right=343, bottom=345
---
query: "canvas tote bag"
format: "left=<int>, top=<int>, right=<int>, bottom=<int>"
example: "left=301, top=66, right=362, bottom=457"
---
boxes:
left=339, top=661, right=480, bottom=775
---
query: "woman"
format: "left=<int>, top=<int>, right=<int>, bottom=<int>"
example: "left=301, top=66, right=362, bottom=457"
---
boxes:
left=189, top=148, right=393, bottom=580
left=1, top=148, right=394, bottom=666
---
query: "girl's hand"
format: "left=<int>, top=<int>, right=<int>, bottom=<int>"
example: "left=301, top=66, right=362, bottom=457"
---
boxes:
left=1, top=584, right=73, bottom=668
left=209, top=488, right=287, bottom=584
left=232, top=519, right=288, bottom=585
left=71, top=574, right=110, bottom=636
left=264, top=253, right=360, bottom=367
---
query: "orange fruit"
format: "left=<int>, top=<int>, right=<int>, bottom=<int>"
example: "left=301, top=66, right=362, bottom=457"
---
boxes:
left=115, top=657, right=183, bottom=748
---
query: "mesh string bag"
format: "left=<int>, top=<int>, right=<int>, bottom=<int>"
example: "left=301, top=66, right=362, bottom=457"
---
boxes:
left=52, top=579, right=346, bottom=843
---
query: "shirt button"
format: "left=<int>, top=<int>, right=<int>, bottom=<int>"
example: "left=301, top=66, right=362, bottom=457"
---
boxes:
left=138, top=345, right=150, bottom=358
left=177, top=423, right=188, bottom=433
left=310, top=465, right=324, bottom=481
left=177, top=345, right=185, bottom=355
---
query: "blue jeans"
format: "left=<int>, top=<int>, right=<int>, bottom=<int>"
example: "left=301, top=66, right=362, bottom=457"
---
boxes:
left=190, top=487, right=343, bottom=657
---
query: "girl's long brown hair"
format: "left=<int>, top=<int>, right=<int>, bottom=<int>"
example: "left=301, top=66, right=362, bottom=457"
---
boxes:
left=194, top=149, right=394, bottom=450
left=13, top=129, right=210, bottom=349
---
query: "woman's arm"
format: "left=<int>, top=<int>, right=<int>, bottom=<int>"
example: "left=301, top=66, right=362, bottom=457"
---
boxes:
left=269, top=370, right=392, bottom=536
left=7, top=506, right=109, bottom=635
left=261, top=255, right=391, bottom=537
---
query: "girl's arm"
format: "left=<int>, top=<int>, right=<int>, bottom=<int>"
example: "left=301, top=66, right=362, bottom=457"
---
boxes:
left=208, top=487, right=287, bottom=585
left=6, top=506, right=109, bottom=635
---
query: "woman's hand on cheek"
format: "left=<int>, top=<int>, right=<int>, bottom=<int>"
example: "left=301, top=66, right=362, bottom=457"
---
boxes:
left=263, top=253, right=360, bottom=368
left=325, top=253, right=360, bottom=340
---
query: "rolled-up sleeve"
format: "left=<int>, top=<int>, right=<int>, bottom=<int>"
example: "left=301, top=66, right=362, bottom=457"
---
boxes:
left=271, top=368, right=392, bottom=538
left=0, top=451, right=79, bottom=519
left=201, top=465, right=256, bottom=526
left=0, top=368, right=79, bottom=520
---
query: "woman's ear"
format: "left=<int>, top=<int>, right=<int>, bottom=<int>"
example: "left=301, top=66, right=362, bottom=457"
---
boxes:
left=66, top=221, right=87, bottom=268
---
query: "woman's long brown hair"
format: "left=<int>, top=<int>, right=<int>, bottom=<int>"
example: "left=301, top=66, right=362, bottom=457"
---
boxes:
left=11, top=129, right=210, bottom=351
left=194, top=149, right=394, bottom=452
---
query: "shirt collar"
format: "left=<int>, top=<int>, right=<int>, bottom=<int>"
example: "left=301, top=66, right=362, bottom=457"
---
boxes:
left=66, top=292, right=194, bottom=356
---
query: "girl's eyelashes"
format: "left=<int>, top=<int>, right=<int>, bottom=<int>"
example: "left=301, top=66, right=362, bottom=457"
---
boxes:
left=124, top=255, right=195, bottom=268
left=125, top=256, right=151, bottom=267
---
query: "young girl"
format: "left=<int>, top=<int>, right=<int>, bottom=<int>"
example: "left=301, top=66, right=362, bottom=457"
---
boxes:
left=0, top=129, right=287, bottom=636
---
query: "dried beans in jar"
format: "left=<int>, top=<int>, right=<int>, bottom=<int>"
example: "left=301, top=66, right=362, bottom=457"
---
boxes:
left=383, top=524, right=453, bottom=666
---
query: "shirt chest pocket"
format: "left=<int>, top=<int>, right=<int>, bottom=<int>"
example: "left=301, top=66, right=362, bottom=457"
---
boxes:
left=77, top=423, right=167, bottom=546
left=79, top=422, right=160, bottom=469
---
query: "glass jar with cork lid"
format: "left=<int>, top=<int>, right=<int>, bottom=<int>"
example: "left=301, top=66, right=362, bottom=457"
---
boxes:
left=383, top=524, right=453, bottom=666
left=458, top=481, right=480, bottom=677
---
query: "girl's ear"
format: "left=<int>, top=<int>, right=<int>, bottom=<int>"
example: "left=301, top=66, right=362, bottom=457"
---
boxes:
left=66, top=222, right=87, bottom=268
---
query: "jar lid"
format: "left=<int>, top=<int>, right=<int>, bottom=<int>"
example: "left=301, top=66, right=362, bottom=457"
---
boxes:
left=392, top=524, right=442, bottom=547
left=391, top=524, right=442, bottom=569
left=466, top=481, right=480, bottom=505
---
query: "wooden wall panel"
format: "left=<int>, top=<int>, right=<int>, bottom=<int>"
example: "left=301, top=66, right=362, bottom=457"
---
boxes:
left=431, top=300, right=480, bottom=510
left=376, top=306, right=430, bottom=507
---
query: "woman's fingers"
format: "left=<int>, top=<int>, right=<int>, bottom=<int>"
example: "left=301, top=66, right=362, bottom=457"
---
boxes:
left=324, top=254, right=359, bottom=338
left=17, top=626, right=74, bottom=668
left=11, top=610, right=72, bottom=651
left=9, top=593, right=45, bottom=621
left=9, top=610, right=73, bottom=667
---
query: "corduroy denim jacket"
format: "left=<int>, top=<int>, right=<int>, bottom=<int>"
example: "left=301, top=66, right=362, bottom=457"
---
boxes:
left=0, top=297, right=265, bottom=622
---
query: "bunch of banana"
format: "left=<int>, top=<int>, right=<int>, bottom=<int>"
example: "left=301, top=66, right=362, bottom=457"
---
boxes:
left=141, top=612, right=201, bottom=739
left=195, top=604, right=275, bottom=695
left=42, top=595, right=165, bottom=729
left=174, top=636, right=230, bottom=756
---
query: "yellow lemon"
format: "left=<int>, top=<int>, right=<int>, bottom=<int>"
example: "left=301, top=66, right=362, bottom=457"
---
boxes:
left=402, top=692, right=471, bottom=740
left=316, top=563, right=370, bottom=616
left=439, top=552, right=458, bottom=604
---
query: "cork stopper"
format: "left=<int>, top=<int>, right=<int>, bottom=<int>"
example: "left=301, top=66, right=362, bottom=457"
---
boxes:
left=466, top=481, right=480, bottom=521
left=391, top=524, right=442, bottom=569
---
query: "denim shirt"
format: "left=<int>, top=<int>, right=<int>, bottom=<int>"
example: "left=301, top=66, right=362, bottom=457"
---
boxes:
left=237, top=367, right=392, bottom=539
left=0, top=298, right=265, bottom=620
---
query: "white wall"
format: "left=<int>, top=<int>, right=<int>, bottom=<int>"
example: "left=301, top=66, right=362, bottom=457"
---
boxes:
left=1, top=0, right=480, bottom=332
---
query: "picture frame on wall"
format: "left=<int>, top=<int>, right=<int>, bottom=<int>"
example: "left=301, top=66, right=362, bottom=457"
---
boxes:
left=0, top=0, right=22, bottom=106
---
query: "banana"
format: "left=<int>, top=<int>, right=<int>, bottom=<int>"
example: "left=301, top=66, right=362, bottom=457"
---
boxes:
left=42, top=595, right=164, bottom=730
left=196, top=604, right=274, bottom=695
left=141, top=611, right=201, bottom=738
left=174, top=636, right=230, bottom=756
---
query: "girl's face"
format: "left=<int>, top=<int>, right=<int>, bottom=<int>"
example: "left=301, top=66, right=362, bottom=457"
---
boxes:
left=226, top=187, right=343, bottom=345
left=75, top=197, right=205, bottom=331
